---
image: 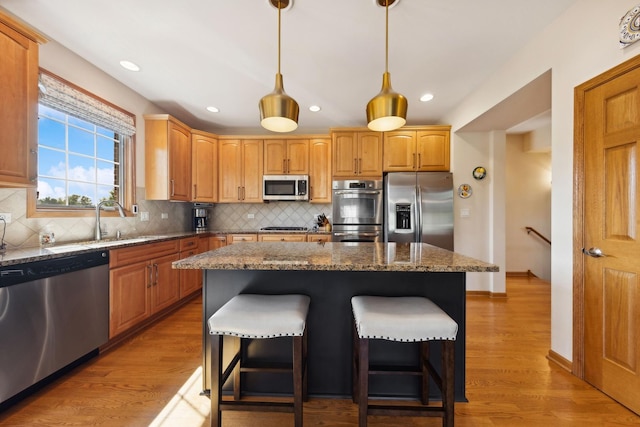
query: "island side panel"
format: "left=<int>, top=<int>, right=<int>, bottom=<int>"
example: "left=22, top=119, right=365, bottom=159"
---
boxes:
left=202, top=269, right=466, bottom=401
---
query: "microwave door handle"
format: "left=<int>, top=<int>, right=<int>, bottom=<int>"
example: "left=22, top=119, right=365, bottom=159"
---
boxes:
left=334, top=232, right=379, bottom=237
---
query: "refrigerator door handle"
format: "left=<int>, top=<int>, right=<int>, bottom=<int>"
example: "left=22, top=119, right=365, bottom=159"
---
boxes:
left=416, top=185, right=423, bottom=242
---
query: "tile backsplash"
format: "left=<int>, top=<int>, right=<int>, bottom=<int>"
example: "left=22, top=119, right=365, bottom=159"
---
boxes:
left=0, top=187, right=191, bottom=249
left=208, top=202, right=331, bottom=231
left=0, top=187, right=331, bottom=249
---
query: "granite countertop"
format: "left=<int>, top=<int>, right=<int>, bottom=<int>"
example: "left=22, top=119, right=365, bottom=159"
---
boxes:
left=173, top=242, right=499, bottom=273
left=0, top=229, right=331, bottom=267
left=0, top=231, right=199, bottom=267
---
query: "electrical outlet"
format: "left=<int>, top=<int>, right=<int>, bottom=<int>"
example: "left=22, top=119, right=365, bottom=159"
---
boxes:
left=0, top=213, right=12, bottom=223
left=140, top=212, right=149, bottom=222
left=161, top=213, right=168, bottom=219
left=247, top=213, right=255, bottom=219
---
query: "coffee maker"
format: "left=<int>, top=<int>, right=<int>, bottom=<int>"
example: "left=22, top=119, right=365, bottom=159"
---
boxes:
left=192, top=205, right=209, bottom=232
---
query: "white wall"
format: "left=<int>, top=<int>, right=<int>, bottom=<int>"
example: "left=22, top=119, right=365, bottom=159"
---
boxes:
left=506, top=133, right=551, bottom=281
left=444, top=0, right=640, bottom=361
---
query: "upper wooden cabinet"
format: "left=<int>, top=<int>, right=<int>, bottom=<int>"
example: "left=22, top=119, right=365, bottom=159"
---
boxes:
left=309, top=138, right=331, bottom=203
left=264, top=139, right=309, bottom=175
left=191, top=130, right=218, bottom=203
left=0, top=12, right=45, bottom=188
left=383, top=126, right=451, bottom=172
left=218, top=139, right=263, bottom=203
left=144, top=115, right=192, bottom=201
left=332, top=131, right=383, bottom=178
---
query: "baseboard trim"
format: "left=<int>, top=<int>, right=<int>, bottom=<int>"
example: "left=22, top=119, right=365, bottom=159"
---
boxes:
left=547, top=349, right=573, bottom=372
left=466, top=290, right=508, bottom=298
left=506, top=270, right=539, bottom=278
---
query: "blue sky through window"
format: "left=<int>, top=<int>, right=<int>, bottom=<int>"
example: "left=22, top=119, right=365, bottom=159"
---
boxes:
left=38, top=104, right=120, bottom=206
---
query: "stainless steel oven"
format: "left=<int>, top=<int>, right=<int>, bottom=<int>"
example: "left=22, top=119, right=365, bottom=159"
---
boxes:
left=331, top=179, right=383, bottom=225
left=332, top=179, right=383, bottom=242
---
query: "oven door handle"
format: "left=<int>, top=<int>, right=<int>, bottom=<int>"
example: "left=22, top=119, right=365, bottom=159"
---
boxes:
left=334, top=232, right=380, bottom=237
left=333, top=190, right=381, bottom=196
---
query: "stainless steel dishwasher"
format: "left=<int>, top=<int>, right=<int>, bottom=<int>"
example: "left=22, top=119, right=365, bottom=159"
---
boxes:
left=0, top=250, right=110, bottom=408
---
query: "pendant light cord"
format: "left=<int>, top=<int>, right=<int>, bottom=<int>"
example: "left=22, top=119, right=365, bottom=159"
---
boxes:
left=277, top=1, right=282, bottom=75
left=385, top=0, right=389, bottom=74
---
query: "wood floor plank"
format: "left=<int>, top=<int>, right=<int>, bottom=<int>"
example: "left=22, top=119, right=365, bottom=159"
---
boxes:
left=1, top=276, right=639, bottom=426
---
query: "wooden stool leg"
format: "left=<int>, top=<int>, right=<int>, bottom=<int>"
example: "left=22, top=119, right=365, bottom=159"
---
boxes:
left=442, top=340, right=455, bottom=427
left=421, top=341, right=430, bottom=405
left=303, top=328, right=309, bottom=402
left=352, top=321, right=358, bottom=403
left=358, top=338, right=369, bottom=427
left=210, top=334, right=223, bottom=427
left=233, top=337, right=242, bottom=400
left=293, top=334, right=304, bottom=427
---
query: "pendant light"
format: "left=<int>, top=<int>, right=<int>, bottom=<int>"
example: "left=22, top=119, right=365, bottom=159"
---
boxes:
left=366, top=0, right=407, bottom=132
left=259, top=0, right=299, bottom=133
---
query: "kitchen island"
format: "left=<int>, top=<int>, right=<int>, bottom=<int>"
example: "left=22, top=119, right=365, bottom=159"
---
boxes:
left=173, top=241, right=498, bottom=401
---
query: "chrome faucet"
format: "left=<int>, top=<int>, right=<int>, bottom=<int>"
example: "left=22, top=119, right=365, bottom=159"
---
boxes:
left=95, top=200, right=126, bottom=241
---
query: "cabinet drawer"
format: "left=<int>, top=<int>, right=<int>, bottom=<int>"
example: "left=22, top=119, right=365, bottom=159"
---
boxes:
left=258, top=234, right=306, bottom=242
left=227, top=234, right=257, bottom=244
left=179, top=236, right=199, bottom=251
left=110, top=239, right=180, bottom=268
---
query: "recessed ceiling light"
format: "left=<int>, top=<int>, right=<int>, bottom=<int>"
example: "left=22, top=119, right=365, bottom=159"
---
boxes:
left=119, top=60, right=140, bottom=72
left=206, top=106, right=220, bottom=113
left=420, top=93, right=434, bottom=102
left=309, top=105, right=321, bottom=112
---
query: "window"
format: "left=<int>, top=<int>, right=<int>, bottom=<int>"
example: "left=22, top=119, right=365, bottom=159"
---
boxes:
left=37, top=105, right=124, bottom=207
left=28, top=70, right=136, bottom=217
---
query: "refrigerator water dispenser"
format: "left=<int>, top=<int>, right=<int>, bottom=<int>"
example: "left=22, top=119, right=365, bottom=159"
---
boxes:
left=396, top=204, right=412, bottom=230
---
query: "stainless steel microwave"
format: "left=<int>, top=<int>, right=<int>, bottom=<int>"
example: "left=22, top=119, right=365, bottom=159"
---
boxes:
left=263, top=175, right=309, bottom=201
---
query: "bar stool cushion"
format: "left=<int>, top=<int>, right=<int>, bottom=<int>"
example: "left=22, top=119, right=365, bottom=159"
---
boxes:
left=352, top=296, right=458, bottom=342
left=208, top=294, right=310, bottom=338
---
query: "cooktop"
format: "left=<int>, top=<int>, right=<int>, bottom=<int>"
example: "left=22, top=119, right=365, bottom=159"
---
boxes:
left=260, top=226, right=308, bottom=231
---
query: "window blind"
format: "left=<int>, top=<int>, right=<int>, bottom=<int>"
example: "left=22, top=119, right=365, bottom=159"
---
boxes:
left=38, top=72, right=136, bottom=136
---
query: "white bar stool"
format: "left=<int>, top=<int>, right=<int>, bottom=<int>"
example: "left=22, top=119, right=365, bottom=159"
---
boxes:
left=207, top=294, right=310, bottom=427
left=351, top=296, right=458, bottom=427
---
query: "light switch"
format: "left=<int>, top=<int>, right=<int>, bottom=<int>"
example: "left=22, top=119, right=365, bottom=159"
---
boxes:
left=460, top=208, right=470, bottom=218
left=140, top=212, right=149, bottom=222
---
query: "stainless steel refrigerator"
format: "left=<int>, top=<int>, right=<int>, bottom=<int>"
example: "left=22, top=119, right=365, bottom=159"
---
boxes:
left=384, top=172, right=454, bottom=250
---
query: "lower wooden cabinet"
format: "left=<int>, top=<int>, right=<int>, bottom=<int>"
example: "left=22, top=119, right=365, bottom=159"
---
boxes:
left=258, top=233, right=307, bottom=242
left=179, top=236, right=208, bottom=298
left=109, top=240, right=180, bottom=339
left=209, top=234, right=227, bottom=249
left=227, top=233, right=258, bottom=244
left=307, top=234, right=332, bottom=243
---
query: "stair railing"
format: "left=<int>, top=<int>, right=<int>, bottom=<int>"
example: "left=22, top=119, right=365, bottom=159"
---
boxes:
left=525, top=226, right=551, bottom=245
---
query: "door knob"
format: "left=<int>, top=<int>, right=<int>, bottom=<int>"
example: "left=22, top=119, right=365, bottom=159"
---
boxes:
left=582, top=247, right=606, bottom=257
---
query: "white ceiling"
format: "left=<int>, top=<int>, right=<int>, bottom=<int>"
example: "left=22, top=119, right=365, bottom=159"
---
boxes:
left=0, top=0, right=575, bottom=135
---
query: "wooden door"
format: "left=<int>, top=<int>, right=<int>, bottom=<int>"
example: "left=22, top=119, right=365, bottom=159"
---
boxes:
left=218, top=139, right=242, bottom=202
left=168, top=121, right=191, bottom=201
left=109, top=262, right=151, bottom=338
left=358, top=132, right=383, bottom=177
left=383, top=131, right=416, bottom=171
left=241, top=139, right=263, bottom=203
left=416, top=130, right=450, bottom=171
left=332, top=132, right=357, bottom=177
left=191, top=132, right=217, bottom=202
left=263, top=140, right=286, bottom=174
left=287, top=139, right=309, bottom=174
left=309, top=138, right=332, bottom=203
left=151, top=253, right=181, bottom=313
left=582, top=64, right=640, bottom=415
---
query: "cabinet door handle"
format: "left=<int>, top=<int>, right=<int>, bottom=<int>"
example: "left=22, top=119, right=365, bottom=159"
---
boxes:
left=283, top=159, right=287, bottom=173
left=170, top=180, right=175, bottom=197
left=354, top=158, right=358, bottom=174
left=147, top=264, right=153, bottom=288
left=193, top=184, right=197, bottom=199
left=417, top=153, right=421, bottom=168
left=237, top=186, right=242, bottom=201
left=242, top=187, right=246, bottom=200
left=154, top=263, right=159, bottom=285
left=412, top=153, right=416, bottom=169
left=358, top=158, right=362, bottom=174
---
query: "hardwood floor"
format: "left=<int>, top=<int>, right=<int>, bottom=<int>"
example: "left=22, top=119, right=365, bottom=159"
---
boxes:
left=1, top=276, right=639, bottom=426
